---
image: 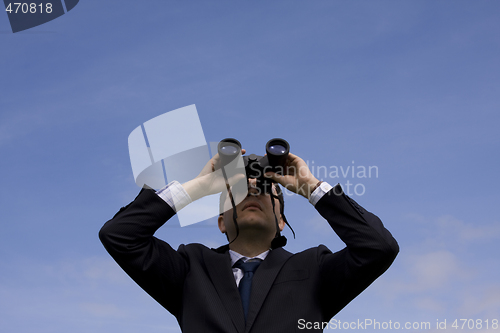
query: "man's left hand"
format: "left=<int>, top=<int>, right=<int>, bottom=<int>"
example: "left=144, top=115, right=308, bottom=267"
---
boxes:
left=265, top=152, right=320, bottom=199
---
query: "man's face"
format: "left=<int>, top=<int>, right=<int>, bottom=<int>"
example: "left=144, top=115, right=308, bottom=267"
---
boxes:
left=218, top=179, right=284, bottom=239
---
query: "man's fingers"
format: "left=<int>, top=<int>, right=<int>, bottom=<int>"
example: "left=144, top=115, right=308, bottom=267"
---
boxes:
left=264, top=171, right=279, bottom=180
left=227, top=172, right=246, bottom=185
left=265, top=171, right=291, bottom=189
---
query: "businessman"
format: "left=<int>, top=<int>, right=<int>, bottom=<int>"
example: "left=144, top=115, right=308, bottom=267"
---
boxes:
left=99, top=148, right=399, bottom=333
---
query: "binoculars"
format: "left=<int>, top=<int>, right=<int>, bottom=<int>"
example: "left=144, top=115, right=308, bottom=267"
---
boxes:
left=217, top=138, right=290, bottom=193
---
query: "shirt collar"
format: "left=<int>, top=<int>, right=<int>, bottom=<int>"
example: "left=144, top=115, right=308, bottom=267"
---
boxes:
left=229, top=249, right=270, bottom=266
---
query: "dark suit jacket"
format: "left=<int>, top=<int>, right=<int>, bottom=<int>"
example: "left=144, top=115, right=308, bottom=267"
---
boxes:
left=99, top=185, right=398, bottom=333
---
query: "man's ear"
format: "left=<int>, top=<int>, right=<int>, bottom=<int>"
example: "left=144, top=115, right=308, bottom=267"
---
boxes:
left=218, top=214, right=226, bottom=233
left=278, top=215, right=285, bottom=232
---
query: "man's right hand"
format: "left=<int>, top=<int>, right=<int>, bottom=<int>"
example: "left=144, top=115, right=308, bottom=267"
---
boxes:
left=182, top=149, right=247, bottom=202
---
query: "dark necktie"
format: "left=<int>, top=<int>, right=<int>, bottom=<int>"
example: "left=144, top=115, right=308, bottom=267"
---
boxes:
left=233, top=259, right=262, bottom=320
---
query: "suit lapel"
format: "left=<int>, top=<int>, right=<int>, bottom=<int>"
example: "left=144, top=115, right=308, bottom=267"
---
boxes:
left=204, top=247, right=246, bottom=333
left=245, top=247, right=292, bottom=332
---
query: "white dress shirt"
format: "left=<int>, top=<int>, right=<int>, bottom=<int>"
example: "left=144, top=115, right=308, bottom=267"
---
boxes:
left=156, top=180, right=333, bottom=213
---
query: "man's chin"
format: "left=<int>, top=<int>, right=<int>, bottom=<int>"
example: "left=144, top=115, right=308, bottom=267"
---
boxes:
left=232, top=215, right=270, bottom=227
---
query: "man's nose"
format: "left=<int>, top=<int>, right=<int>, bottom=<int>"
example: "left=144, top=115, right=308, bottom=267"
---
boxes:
left=247, top=178, right=260, bottom=196
left=248, top=187, right=260, bottom=196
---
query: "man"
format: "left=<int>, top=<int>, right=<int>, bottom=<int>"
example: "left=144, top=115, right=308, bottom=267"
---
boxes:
left=99, top=149, right=399, bottom=333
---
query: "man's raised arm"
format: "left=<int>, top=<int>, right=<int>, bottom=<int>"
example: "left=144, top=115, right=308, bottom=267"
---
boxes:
left=98, top=149, right=244, bottom=315
left=99, top=187, right=188, bottom=316
left=266, top=153, right=399, bottom=319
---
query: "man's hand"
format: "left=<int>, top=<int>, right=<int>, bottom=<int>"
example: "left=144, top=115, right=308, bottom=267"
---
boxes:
left=265, top=152, right=320, bottom=199
left=182, top=149, right=247, bottom=202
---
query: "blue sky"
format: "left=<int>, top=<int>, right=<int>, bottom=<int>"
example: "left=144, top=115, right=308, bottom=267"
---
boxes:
left=1, top=1, right=499, bottom=332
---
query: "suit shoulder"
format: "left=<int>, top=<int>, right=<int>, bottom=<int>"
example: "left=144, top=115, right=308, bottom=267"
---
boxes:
left=284, top=245, right=332, bottom=264
left=293, top=244, right=332, bottom=255
left=180, top=243, right=222, bottom=256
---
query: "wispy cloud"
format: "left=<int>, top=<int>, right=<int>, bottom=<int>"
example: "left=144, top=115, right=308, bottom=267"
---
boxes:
left=370, top=213, right=500, bottom=322
left=435, top=214, right=500, bottom=242
left=0, top=256, right=180, bottom=332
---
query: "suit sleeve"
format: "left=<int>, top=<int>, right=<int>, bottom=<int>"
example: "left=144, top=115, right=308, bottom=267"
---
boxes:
left=315, top=184, right=399, bottom=319
left=98, top=188, right=188, bottom=316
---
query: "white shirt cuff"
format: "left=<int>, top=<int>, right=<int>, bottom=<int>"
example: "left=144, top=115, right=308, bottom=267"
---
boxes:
left=309, top=182, right=333, bottom=206
left=155, top=181, right=192, bottom=212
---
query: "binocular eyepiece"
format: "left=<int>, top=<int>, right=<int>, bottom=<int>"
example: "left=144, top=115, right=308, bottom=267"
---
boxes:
left=217, top=138, right=290, bottom=193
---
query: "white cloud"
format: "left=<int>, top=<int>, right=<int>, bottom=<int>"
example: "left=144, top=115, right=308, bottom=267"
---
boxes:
left=409, top=250, right=465, bottom=291
left=369, top=212, right=500, bottom=327
left=414, top=297, right=446, bottom=313
left=436, top=215, right=500, bottom=242
left=379, top=250, right=467, bottom=298
left=458, top=285, right=500, bottom=318
left=403, top=213, right=500, bottom=250
left=0, top=255, right=180, bottom=332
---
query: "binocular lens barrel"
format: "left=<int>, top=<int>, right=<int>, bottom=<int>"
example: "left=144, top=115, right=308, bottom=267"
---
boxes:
left=218, top=138, right=242, bottom=166
left=266, top=139, right=289, bottom=156
left=218, top=139, right=242, bottom=155
left=266, top=138, right=290, bottom=172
